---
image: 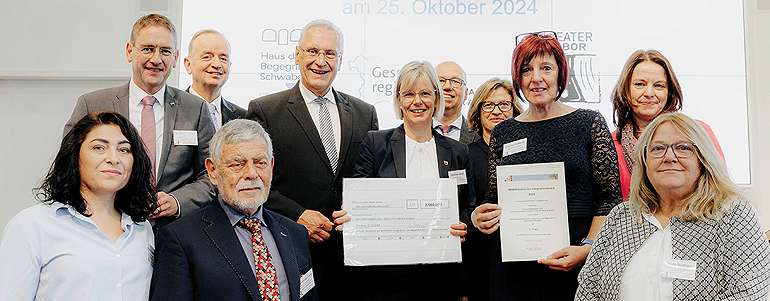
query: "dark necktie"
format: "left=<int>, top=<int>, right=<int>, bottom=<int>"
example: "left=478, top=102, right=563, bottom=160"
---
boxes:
left=314, top=97, right=338, bottom=173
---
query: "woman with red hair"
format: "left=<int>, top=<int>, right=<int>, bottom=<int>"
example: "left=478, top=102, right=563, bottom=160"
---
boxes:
left=471, top=31, right=622, bottom=300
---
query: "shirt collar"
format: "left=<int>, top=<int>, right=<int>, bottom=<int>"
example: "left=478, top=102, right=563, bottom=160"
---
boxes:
left=299, top=82, right=335, bottom=105
left=130, top=79, right=166, bottom=106
left=218, top=195, right=266, bottom=228
left=51, top=201, right=140, bottom=229
left=188, top=85, right=222, bottom=112
left=433, top=115, right=463, bottom=129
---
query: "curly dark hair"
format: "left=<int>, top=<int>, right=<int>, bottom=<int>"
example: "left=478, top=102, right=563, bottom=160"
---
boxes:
left=36, top=111, right=157, bottom=221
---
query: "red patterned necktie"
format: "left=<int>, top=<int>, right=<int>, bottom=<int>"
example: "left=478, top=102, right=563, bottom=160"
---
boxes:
left=237, top=217, right=281, bottom=301
left=439, top=125, right=453, bottom=136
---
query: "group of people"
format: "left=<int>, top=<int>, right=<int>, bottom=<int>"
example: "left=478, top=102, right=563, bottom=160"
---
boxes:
left=0, top=13, right=768, bottom=301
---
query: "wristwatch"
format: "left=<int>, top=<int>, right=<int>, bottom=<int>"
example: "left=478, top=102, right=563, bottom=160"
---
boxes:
left=580, top=238, right=594, bottom=246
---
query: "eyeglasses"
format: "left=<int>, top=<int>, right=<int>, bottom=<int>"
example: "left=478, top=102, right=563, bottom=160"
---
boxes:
left=515, top=31, right=557, bottom=45
left=298, top=45, right=340, bottom=60
left=132, top=44, right=174, bottom=57
left=481, top=102, right=513, bottom=112
left=399, top=90, right=436, bottom=102
left=439, top=78, right=464, bottom=89
left=646, top=142, right=697, bottom=158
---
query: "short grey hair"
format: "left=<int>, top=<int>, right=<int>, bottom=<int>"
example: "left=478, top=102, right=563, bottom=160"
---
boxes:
left=298, top=19, right=344, bottom=53
left=393, top=61, right=445, bottom=120
left=188, top=29, right=231, bottom=57
left=209, top=119, right=273, bottom=165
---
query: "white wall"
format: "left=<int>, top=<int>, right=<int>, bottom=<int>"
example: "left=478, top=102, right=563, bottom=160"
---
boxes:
left=1, top=0, right=769, bottom=241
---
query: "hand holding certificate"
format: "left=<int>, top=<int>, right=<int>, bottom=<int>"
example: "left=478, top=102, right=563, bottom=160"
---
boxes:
left=340, top=178, right=462, bottom=266
left=497, top=162, right=570, bottom=262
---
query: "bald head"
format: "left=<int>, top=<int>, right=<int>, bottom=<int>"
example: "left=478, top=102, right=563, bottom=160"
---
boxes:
left=435, top=61, right=468, bottom=123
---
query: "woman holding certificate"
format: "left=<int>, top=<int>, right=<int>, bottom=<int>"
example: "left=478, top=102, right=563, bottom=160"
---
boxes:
left=333, top=60, right=475, bottom=300
left=610, top=50, right=725, bottom=200
left=0, top=112, right=157, bottom=300
left=470, top=31, right=622, bottom=300
left=575, top=112, right=770, bottom=300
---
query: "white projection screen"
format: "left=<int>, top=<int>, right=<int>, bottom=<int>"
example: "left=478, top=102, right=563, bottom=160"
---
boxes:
left=180, top=0, right=750, bottom=184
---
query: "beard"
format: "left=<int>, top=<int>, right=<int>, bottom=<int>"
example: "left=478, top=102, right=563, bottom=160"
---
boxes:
left=219, top=176, right=270, bottom=216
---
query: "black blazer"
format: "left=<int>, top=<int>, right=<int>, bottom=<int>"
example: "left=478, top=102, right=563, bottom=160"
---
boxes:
left=150, top=200, right=317, bottom=301
left=347, top=125, right=476, bottom=300
left=184, top=86, right=246, bottom=126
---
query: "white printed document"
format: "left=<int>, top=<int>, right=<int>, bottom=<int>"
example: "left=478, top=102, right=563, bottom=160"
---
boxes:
left=342, top=178, right=461, bottom=266
left=497, top=162, right=570, bottom=262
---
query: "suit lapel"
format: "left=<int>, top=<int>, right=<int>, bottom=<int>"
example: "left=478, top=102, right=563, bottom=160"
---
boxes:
left=116, top=83, right=130, bottom=117
left=157, top=85, right=176, bottom=184
left=264, top=211, right=301, bottom=301
left=391, top=125, right=407, bottom=178
left=202, top=202, right=260, bottom=301
left=335, top=89, right=352, bottom=177
left=286, top=85, right=333, bottom=173
left=221, top=97, right=236, bottom=124
left=435, top=133, right=452, bottom=178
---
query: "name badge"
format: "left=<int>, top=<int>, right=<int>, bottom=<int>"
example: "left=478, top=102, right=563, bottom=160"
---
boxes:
left=173, top=130, right=198, bottom=146
left=448, top=170, right=468, bottom=185
left=661, top=258, right=697, bottom=281
left=503, top=138, right=527, bottom=157
left=299, top=268, right=315, bottom=298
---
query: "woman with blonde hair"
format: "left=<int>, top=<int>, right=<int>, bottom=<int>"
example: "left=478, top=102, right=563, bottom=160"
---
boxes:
left=576, top=112, right=770, bottom=300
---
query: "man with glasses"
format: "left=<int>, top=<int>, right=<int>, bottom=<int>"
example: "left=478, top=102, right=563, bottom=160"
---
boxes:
left=64, top=14, right=215, bottom=227
left=246, top=19, right=378, bottom=300
left=434, top=61, right=480, bottom=144
left=184, top=29, right=245, bottom=130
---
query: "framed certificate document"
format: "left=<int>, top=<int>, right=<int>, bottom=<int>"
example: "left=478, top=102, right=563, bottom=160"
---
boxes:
left=497, top=162, right=570, bottom=262
left=342, top=178, right=461, bottom=266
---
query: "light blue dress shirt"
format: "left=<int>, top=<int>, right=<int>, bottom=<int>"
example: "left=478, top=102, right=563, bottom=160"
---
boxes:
left=0, top=202, right=154, bottom=300
left=219, top=197, right=291, bottom=300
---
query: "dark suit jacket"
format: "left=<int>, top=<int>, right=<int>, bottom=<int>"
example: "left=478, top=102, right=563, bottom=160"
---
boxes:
left=64, top=83, right=216, bottom=222
left=185, top=86, right=247, bottom=126
left=246, top=83, right=378, bottom=296
left=347, top=125, right=475, bottom=300
left=150, top=200, right=317, bottom=301
left=459, top=115, right=481, bottom=144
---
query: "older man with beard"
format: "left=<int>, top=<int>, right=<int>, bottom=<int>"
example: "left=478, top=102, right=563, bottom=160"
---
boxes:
left=151, top=119, right=317, bottom=301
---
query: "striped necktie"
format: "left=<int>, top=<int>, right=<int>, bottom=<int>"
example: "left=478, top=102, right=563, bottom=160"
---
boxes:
left=314, top=97, right=338, bottom=173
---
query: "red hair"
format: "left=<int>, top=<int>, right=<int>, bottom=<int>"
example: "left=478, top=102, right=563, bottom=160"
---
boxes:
left=510, top=34, right=568, bottom=101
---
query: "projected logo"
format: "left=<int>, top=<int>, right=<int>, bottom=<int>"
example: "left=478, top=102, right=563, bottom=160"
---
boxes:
left=562, top=54, right=600, bottom=103
left=262, top=28, right=302, bottom=45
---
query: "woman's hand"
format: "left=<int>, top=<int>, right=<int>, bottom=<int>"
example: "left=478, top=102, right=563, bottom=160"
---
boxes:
left=450, top=222, right=468, bottom=243
left=537, top=244, right=591, bottom=271
left=331, top=209, right=350, bottom=232
left=471, top=203, right=502, bottom=234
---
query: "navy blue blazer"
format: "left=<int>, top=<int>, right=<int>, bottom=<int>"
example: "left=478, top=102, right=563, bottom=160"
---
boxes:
left=150, top=200, right=317, bottom=301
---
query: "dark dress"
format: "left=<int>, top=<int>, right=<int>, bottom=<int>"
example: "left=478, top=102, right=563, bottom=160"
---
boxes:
left=484, top=109, right=621, bottom=301
left=345, top=125, right=476, bottom=301
left=463, top=135, right=492, bottom=301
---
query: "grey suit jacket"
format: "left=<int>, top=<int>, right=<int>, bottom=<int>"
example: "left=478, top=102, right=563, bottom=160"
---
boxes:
left=64, top=82, right=216, bottom=221
left=459, top=115, right=481, bottom=144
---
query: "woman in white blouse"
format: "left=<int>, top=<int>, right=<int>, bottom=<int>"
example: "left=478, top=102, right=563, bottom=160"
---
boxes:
left=0, top=112, right=157, bottom=300
left=575, top=112, right=770, bottom=300
left=332, top=61, right=475, bottom=300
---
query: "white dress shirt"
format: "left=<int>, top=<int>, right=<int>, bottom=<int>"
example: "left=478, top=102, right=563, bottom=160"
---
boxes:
left=299, top=83, right=341, bottom=154
left=405, top=136, right=439, bottom=179
left=618, top=212, right=674, bottom=301
left=433, top=116, right=464, bottom=141
left=0, top=202, right=154, bottom=301
left=128, top=79, right=165, bottom=177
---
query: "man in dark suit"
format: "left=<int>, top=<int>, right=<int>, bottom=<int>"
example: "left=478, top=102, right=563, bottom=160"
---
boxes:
left=64, top=14, right=215, bottom=225
left=246, top=19, right=378, bottom=300
left=151, top=119, right=316, bottom=301
left=434, top=61, right=480, bottom=144
left=183, top=29, right=246, bottom=129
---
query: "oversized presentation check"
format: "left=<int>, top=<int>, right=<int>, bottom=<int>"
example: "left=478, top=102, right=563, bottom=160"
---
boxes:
left=342, top=178, right=461, bottom=266
left=497, top=162, right=570, bottom=262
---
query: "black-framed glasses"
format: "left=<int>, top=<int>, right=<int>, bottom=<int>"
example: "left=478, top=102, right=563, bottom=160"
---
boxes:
left=646, top=142, right=697, bottom=158
left=399, top=90, right=436, bottom=102
left=298, top=45, right=340, bottom=60
left=515, top=31, right=557, bottom=45
left=131, top=44, right=174, bottom=57
left=481, top=102, right=513, bottom=112
left=439, top=77, right=464, bottom=89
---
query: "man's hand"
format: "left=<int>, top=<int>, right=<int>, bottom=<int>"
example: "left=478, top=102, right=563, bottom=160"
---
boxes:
left=450, top=222, right=467, bottom=243
left=298, top=209, right=334, bottom=243
left=332, top=209, right=350, bottom=233
left=149, top=192, right=179, bottom=219
left=537, top=244, right=591, bottom=271
left=471, top=203, right=502, bottom=234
